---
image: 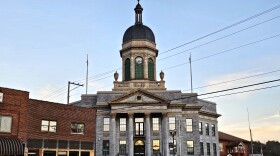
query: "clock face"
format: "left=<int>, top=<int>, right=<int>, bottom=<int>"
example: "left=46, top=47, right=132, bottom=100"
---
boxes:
left=136, top=57, right=143, bottom=64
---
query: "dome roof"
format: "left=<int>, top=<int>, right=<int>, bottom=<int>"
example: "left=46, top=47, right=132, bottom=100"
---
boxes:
left=123, top=24, right=155, bottom=44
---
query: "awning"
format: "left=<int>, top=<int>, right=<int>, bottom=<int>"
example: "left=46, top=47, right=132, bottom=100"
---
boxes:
left=0, top=137, right=24, bottom=155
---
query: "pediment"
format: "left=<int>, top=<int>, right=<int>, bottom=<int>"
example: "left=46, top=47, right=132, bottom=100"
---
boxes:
left=108, top=89, right=169, bottom=104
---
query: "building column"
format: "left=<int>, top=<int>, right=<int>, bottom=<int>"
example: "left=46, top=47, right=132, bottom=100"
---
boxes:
left=110, top=113, right=116, bottom=156
left=163, top=113, right=169, bottom=156
left=128, top=113, right=134, bottom=156
left=144, top=55, right=148, bottom=79
left=145, top=113, right=151, bottom=156
left=131, top=56, right=135, bottom=80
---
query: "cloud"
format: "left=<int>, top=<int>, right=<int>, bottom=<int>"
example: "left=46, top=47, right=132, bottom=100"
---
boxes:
left=262, top=110, right=280, bottom=120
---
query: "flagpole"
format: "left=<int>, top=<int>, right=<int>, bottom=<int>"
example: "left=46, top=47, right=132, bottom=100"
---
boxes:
left=86, top=54, right=89, bottom=95
left=189, top=53, right=193, bottom=93
left=247, top=108, right=254, bottom=155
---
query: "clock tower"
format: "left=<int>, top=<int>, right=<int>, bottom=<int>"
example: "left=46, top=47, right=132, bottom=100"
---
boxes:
left=113, top=1, right=166, bottom=91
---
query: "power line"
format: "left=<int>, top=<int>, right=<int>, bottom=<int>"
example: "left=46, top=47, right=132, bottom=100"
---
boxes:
left=201, top=84, right=280, bottom=100
left=159, top=4, right=280, bottom=55
left=183, top=69, right=280, bottom=92
left=161, top=33, right=280, bottom=71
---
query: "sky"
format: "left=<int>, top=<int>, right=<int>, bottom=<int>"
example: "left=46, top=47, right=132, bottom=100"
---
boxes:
left=0, top=0, right=280, bottom=143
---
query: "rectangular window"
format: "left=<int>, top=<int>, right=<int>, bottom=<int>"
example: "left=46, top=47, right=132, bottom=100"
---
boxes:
left=219, top=143, right=223, bottom=152
left=135, top=118, right=144, bottom=136
left=169, top=117, right=176, bottom=130
left=103, top=140, right=109, bottom=156
left=187, top=140, right=194, bottom=155
left=205, top=123, right=209, bottom=135
left=152, top=118, right=159, bottom=131
left=120, top=118, right=126, bottom=132
left=119, top=140, right=126, bottom=155
left=186, top=119, right=193, bottom=132
left=169, top=139, right=177, bottom=154
left=0, top=115, right=12, bottom=133
left=41, top=120, right=56, bottom=132
left=200, top=142, right=204, bottom=155
left=71, top=123, right=84, bottom=134
left=207, top=143, right=210, bottom=155
left=103, top=118, right=110, bottom=132
left=153, top=140, right=160, bottom=154
left=213, top=143, right=217, bottom=156
left=212, top=124, right=216, bottom=136
left=199, top=122, right=203, bottom=135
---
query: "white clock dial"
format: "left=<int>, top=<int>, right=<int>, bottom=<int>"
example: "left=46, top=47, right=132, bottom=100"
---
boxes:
left=136, top=57, right=143, bottom=64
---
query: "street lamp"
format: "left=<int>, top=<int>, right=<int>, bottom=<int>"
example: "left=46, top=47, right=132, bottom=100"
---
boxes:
left=169, top=129, right=177, bottom=156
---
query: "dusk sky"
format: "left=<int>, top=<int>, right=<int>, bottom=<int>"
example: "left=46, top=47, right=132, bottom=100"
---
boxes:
left=0, top=0, right=279, bottom=142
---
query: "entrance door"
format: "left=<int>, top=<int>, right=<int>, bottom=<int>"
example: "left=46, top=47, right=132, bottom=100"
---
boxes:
left=134, top=140, right=145, bottom=156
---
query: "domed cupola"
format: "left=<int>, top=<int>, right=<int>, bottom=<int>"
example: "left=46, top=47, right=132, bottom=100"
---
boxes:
left=122, top=1, right=155, bottom=44
left=114, top=0, right=166, bottom=91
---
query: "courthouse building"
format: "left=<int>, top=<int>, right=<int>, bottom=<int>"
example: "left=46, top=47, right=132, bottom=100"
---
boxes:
left=73, top=1, right=221, bottom=156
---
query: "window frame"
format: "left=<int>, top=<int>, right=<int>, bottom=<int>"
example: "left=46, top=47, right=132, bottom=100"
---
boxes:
left=211, top=124, right=216, bottom=136
left=148, top=58, right=154, bottom=80
left=200, top=142, right=204, bottom=155
left=205, top=123, right=209, bottom=136
left=152, top=118, right=159, bottom=131
left=119, top=118, right=126, bottom=132
left=0, top=115, right=12, bottom=133
left=41, top=119, right=57, bottom=133
left=153, top=139, right=160, bottom=154
left=71, top=123, right=85, bottom=134
left=103, top=118, right=110, bottom=132
left=213, top=143, right=217, bottom=156
left=125, top=58, right=131, bottom=81
left=187, top=140, right=194, bottom=155
left=119, top=140, right=126, bottom=155
left=186, top=118, right=193, bottom=132
left=207, top=143, right=210, bottom=155
left=135, top=57, right=144, bottom=79
left=199, top=122, right=203, bottom=135
left=169, top=117, right=176, bottom=130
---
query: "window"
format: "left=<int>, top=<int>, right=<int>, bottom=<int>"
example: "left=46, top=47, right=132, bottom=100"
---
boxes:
left=120, top=118, right=126, bottom=132
left=135, top=118, right=144, bottom=136
left=148, top=58, right=154, bottom=80
left=213, top=143, right=217, bottom=156
left=71, top=123, right=84, bottom=134
left=41, top=120, right=56, bottom=132
left=152, top=118, right=159, bottom=131
left=205, top=123, right=209, bottom=135
left=219, top=143, right=223, bottom=152
left=119, top=140, right=126, bottom=155
left=187, top=141, right=194, bottom=155
left=153, top=140, right=160, bottom=154
left=103, top=118, right=110, bottom=132
left=103, top=140, right=109, bottom=156
left=0, top=115, right=12, bottom=133
left=200, top=142, right=204, bottom=155
left=211, top=124, right=216, bottom=136
left=169, top=117, right=175, bottom=130
left=125, top=58, right=130, bottom=81
left=199, top=122, right=203, bottom=135
left=186, top=119, right=193, bottom=132
left=169, top=139, right=176, bottom=154
left=135, top=57, right=144, bottom=79
left=207, top=143, right=210, bottom=155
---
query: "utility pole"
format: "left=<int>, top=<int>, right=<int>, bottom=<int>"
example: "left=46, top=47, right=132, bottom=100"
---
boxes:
left=67, top=81, right=84, bottom=104
left=189, top=53, right=193, bottom=93
left=247, top=108, right=254, bottom=155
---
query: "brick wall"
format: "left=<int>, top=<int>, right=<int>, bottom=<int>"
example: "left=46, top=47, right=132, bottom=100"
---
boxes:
left=0, top=87, right=29, bottom=142
left=28, top=99, right=96, bottom=142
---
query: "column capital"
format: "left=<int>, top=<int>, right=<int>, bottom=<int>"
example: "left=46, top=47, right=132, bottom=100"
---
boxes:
left=162, top=112, right=168, bottom=117
left=145, top=112, right=151, bottom=118
left=111, top=113, right=117, bottom=118
left=128, top=113, right=134, bottom=118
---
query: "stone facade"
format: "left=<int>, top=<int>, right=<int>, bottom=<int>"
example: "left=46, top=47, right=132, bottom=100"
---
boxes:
left=73, top=1, right=221, bottom=156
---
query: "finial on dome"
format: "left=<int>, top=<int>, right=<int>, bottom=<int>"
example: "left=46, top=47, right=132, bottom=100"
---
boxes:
left=134, top=0, right=143, bottom=25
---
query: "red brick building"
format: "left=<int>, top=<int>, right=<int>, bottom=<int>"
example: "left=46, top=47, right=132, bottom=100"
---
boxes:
left=219, top=131, right=250, bottom=156
left=0, top=87, right=29, bottom=155
left=0, top=87, right=96, bottom=156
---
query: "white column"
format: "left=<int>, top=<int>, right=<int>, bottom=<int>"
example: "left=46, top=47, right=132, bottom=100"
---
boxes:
left=110, top=113, right=116, bottom=156
left=128, top=113, right=134, bottom=156
left=131, top=56, right=135, bottom=80
left=145, top=113, right=151, bottom=156
left=163, top=113, right=169, bottom=156
left=144, top=55, right=148, bottom=79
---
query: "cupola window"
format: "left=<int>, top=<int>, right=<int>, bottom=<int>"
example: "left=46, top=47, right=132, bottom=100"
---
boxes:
left=148, top=58, right=154, bottom=80
left=135, top=57, right=144, bottom=79
left=125, top=58, right=131, bottom=81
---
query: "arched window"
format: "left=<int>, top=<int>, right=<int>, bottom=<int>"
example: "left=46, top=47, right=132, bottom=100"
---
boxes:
left=135, top=57, right=144, bottom=79
left=125, top=58, right=130, bottom=81
left=148, top=58, right=154, bottom=80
